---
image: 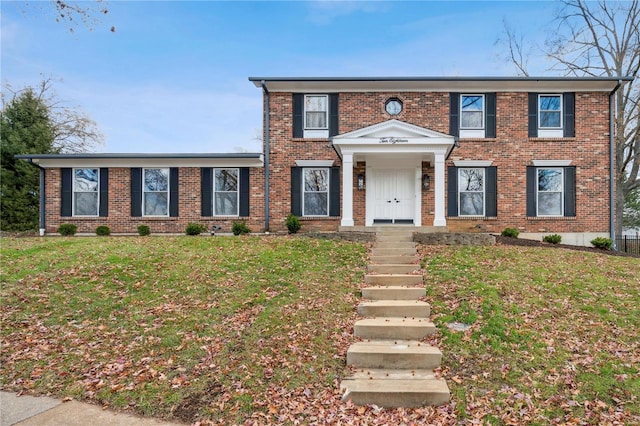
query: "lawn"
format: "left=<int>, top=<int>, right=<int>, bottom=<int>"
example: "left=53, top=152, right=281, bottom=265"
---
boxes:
left=1, top=236, right=639, bottom=425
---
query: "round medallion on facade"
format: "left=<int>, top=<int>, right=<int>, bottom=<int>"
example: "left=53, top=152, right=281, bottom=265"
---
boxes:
left=384, top=98, right=403, bottom=115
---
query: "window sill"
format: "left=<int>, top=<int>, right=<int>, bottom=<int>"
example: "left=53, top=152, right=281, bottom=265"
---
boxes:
left=458, top=138, right=497, bottom=142
left=300, top=216, right=340, bottom=220
left=138, top=216, right=177, bottom=220
left=447, top=216, right=497, bottom=221
left=292, top=138, right=330, bottom=142
left=527, top=216, right=576, bottom=220
left=528, top=137, right=576, bottom=142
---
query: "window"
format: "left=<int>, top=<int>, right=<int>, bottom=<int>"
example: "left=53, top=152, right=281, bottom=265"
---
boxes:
left=458, top=168, right=485, bottom=216
left=304, top=95, right=328, bottom=129
left=460, top=95, right=484, bottom=129
left=537, top=168, right=563, bottom=216
left=143, top=168, right=169, bottom=216
left=539, top=95, right=562, bottom=128
left=213, top=168, right=239, bottom=216
left=73, top=168, right=99, bottom=216
left=303, top=168, right=329, bottom=216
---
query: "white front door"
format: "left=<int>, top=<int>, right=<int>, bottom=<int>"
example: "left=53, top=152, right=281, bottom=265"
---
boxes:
left=373, top=169, right=414, bottom=224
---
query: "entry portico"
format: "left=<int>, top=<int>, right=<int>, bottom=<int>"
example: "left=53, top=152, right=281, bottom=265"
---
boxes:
left=332, top=120, right=456, bottom=228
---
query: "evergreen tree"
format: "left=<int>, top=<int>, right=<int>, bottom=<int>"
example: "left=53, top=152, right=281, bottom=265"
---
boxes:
left=1, top=89, right=57, bottom=231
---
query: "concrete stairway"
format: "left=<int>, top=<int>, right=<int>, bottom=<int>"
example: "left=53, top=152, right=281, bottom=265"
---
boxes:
left=340, top=229, right=450, bottom=407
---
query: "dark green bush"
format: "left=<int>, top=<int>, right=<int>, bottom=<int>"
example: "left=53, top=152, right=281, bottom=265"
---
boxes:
left=57, top=224, right=77, bottom=236
left=501, top=228, right=520, bottom=238
left=591, top=237, right=612, bottom=250
left=185, top=223, right=207, bottom=236
left=95, top=225, right=111, bottom=236
left=542, top=234, right=562, bottom=244
left=137, top=225, right=151, bottom=236
left=285, top=214, right=301, bottom=234
left=232, top=220, right=251, bottom=235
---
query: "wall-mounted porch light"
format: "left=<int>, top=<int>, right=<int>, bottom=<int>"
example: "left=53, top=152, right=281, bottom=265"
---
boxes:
left=423, top=173, right=431, bottom=190
left=357, top=173, right=365, bottom=191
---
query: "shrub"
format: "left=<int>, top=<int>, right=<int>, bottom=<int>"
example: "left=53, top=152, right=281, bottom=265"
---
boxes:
left=137, top=225, right=151, bottom=236
left=591, top=237, right=612, bottom=250
left=543, top=234, right=562, bottom=244
left=285, top=214, right=302, bottom=234
left=57, top=224, right=77, bottom=236
left=501, top=228, right=520, bottom=238
left=185, top=222, right=207, bottom=236
left=95, top=225, right=111, bottom=236
left=232, top=220, right=251, bottom=235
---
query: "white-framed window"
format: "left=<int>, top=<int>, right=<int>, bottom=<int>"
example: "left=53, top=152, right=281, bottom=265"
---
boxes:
left=537, top=168, right=564, bottom=216
left=539, top=95, right=562, bottom=129
left=460, top=95, right=484, bottom=129
left=213, top=168, right=239, bottom=216
left=458, top=168, right=485, bottom=216
left=143, top=168, right=169, bottom=216
left=303, top=168, right=329, bottom=216
left=73, top=168, right=99, bottom=216
left=304, top=95, right=328, bottom=129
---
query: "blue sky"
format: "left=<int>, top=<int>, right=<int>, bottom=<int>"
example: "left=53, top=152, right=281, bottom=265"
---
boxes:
left=1, top=1, right=558, bottom=153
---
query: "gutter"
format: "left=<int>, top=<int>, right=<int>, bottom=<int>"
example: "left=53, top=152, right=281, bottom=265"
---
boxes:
left=609, top=79, right=623, bottom=248
left=24, top=158, right=47, bottom=236
left=261, top=81, right=270, bottom=232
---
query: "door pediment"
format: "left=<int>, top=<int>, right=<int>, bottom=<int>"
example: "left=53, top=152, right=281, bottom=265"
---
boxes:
left=334, top=119, right=453, bottom=140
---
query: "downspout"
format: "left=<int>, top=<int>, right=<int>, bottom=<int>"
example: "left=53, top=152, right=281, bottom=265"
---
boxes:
left=609, top=80, right=622, bottom=248
left=28, top=159, right=46, bottom=236
left=261, top=81, right=270, bottom=232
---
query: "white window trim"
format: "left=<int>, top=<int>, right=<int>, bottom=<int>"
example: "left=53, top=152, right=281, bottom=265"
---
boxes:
left=458, top=167, right=485, bottom=217
left=302, top=167, right=330, bottom=217
left=304, top=94, right=329, bottom=130
left=142, top=167, right=170, bottom=217
left=536, top=167, right=564, bottom=217
left=213, top=168, right=239, bottom=217
left=538, top=94, right=563, bottom=130
left=532, top=160, right=572, bottom=167
left=454, top=160, right=493, bottom=167
left=295, top=160, right=334, bottom=167
left=460, top=94, right=485, bottom=130
left=72, top=167, right=100, bottom=217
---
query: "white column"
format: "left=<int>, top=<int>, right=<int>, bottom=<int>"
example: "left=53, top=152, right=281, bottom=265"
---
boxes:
left=433, top=153, right=447, bottom=227
left=341, top=153, right=354, bottom=227
left=414, top=166, right=422, bottom=226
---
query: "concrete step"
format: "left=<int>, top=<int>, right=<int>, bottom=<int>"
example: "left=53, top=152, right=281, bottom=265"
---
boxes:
left=347, top=341, right=442, bottom=369
left=370, top=255, right=418, bottom=265
left=365, top=274, right=423, bottom=286
left=373, top=241, right=416, bottom=249
left=362, top=286, right=426, bottom=300
left=368, top=264, right=421, bottom=274
left=347, top=368, right=437, bottom=380
left=376, top=233, right=414, bottom=242
left=371, top=248, right=417, bottom=256
left=358, top=300, right=430, bottom=318
left=340, top=378, right=450, bottom=407
left=354, top=317, right=436, bottom=340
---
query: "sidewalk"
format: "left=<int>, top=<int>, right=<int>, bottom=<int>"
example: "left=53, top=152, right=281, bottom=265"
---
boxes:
left=1, top=392, right=185, bottom=426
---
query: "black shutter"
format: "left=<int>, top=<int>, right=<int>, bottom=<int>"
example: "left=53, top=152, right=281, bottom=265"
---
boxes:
left=329, top=167, right=340, bottom=217
left=447, top=166, right=458, bottom=217
left=201, top=167, right=212, bottom=216
left=485, top=93, right=496, bottom=138
left=563, top=92, right=575, bottom=137
left=449, top=93, right=460, bottom=137
left=293, top=94, right=303, bottom=138
left=528, top=93, right=538, bottom=137
left=239, top=168, right=250, bottom=217
left=564, top=166, right=576, bottom=217
left=526, top=166, right=536, bottom=216
left=169, top=168, right=179, bottom=217
left=99, top=168, right=108, bottom=217
left=131, top=168, right=142, bottom=217
left=485, top=166, right=497, bottom=217
left=329, top=93, right=339, bottom=137
left=61, top=168, right=72, bottom=217
left=291, top=167, right=302, bottom=216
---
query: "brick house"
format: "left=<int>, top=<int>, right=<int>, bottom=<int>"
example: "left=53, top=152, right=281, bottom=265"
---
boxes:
left=19, top=76, right=630, bottom=245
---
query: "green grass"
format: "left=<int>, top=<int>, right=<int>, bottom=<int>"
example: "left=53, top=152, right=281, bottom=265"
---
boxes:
left=2, top=237, right=639, bottom=424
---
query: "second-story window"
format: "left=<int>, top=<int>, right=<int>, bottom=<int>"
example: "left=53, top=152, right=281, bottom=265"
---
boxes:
left=460, top=95, right=484, bottom=129
left=539, top=95, right=562, bottom=129
left=305, top=95, right=328, bottom=129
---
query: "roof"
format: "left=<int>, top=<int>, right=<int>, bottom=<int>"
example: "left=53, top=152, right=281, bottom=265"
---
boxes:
left=16, top=153, right=264, bottom=168
left=249, top=76, right=633, bottom=93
